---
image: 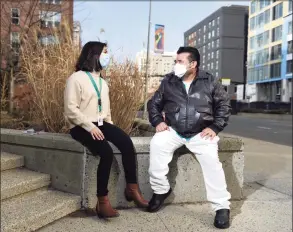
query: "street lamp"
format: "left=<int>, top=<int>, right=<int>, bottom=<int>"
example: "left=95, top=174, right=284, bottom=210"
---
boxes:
left=143, top=0, right=152, bottom=119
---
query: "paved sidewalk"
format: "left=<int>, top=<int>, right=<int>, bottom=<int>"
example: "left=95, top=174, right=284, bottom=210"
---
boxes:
left=38, top=136, right=292, bottom=232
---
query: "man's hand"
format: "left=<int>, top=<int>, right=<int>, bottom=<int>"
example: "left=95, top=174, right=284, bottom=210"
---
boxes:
left=200, top=128, right=216, bottom=140
left=156, top=122, right=169, bottom=132
left=90, top=127, right=105, bottom=140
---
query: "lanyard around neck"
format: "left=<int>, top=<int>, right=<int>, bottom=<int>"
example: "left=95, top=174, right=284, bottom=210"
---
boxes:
left=85, top=71, right=102, bottom=113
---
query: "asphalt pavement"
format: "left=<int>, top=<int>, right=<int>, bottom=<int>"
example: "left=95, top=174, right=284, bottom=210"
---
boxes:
left=224, top=114, right=292, bottom=146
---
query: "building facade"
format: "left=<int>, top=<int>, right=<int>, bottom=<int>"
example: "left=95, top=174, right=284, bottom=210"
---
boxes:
left=0, top=0, right=74, bottom=70
left=135, top=49, right=176, bottom=92
left=184, top=5, right=248, bottom=97
left=73, top=21, right=82, bottom=49
left=246, top=0, right=292, bottom=102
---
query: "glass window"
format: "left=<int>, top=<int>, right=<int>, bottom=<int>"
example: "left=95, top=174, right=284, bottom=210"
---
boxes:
left=11, top=8, right=20, bottom=25
left=217, top=16, right=220, bottom=25
left=289, top=0, right=292, bottom=12
left=212, top=41, right=214, bottom=48
left=270, top=62, right=281, bottom=78
left=208, top=32, right=211, bottom=39
left=250, top=17, right=255, bottom=30
left=199, top=28, right=201, bottom=34
left=217, top=27, right=220, bottom=36
left=204, top=25, right=207, bottom=33
left=203, top=35, right=206, bottom=43
left=216, top=39, right=220, bottom=47
left=207, top=63, right=210, bottom=70
left=287, top=60, right=293, bottom=74
left=216, top=61, right=219, bottom=70
left=212, top=30, right=215, bottom=37
left=209, top=21, right=212, bottom=28
left=11, top=32, right=20, bottom=53
left=208, top=42, right=211, bottom=49
left=272, top=25, right=282, bottom=42
left=216, top=72, right=219, bottom=77
left=211, top=63, right=214, bottom=69
left=250, top=36, right=255, bottom=49
left=216, top=50, right=219, bottom=59
left=257, top=13, right=264, bottom=27
left=203, top=45, right=206, bottom=53
left=203, top=55, right=205, bottom=63
left=264, top=9, right=270, bottom=24
left=208, top=53, right=211, bottom=60
left=250, top=1, right=256, bottom=14
left=212, top=20, right=215, bottom=26
left=271, top=44, right=282, bottom=61
left=288, top=40, right=293, bottom=54
left=288, top=21, right=292, bottom=35
left=211, top=51, right=214, bottom=59
left=273, top=3, right=283, bottom=20
left=40, top=11, right=61, bottom=27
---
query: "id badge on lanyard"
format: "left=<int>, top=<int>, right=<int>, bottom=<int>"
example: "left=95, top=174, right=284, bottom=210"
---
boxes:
left=85, top=72, right=103, bottom=126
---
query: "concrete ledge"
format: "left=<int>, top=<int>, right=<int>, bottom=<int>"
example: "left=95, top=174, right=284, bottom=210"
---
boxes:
left=1, top=128, right=244, bottom=209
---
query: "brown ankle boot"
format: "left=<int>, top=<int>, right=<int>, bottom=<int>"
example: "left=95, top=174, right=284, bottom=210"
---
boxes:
left=96, top=196, right=119, bottom=218
left=125, top=183, right=149, bottom=208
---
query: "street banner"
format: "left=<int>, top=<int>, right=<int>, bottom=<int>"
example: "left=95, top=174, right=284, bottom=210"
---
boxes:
left=154, top=24, right=164, bottom=54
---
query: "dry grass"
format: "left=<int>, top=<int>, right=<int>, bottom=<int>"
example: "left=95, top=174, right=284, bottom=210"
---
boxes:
left=0, top=73, right=9, bottom=111
left=20, top=22, right=144, bottom=134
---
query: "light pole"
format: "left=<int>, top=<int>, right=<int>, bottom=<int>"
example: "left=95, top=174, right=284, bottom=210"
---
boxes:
left=143, top=0, right=152, bottom=119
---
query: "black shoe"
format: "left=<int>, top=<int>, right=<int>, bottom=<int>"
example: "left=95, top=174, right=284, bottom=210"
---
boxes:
left=214, top=209, right=230, bottom=229
left=147, top=188, right=172, bottom=213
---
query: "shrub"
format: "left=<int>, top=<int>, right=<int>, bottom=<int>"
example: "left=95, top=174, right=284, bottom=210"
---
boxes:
left=20, top=22, right=143, bottom=134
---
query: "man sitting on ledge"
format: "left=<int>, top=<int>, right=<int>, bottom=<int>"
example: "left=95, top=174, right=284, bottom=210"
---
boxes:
left=147, top=46, right=231, bottom=229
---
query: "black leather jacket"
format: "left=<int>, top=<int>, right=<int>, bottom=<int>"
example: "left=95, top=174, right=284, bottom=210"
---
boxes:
left=147, top=70, right=231, bottom=138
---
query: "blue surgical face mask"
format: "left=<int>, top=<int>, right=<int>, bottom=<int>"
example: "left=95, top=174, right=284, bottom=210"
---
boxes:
left=99, top=53, right=110, bottom=68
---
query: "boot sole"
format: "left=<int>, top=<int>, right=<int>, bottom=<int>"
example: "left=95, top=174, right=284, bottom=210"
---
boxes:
left=214, top=222, right=230, bottom=229
left=124, top=191, right=149, bottom=208
left=97, top=212, right=120, bottom=219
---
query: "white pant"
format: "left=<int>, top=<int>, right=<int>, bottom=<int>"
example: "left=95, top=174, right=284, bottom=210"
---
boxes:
left=149, top=127, right=231, bottom=211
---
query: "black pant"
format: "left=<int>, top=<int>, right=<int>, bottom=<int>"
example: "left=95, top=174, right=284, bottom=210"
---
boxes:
left=70, top=121, right=137, bottom=196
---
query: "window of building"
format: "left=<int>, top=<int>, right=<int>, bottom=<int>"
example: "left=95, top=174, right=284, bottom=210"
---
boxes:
left=39, top=35, right=59, bottom=46
left=250, top=17, right=255, bottom=30
left=203, top=45, right=206, bottom=53
left=271, top=44, right=282, bottom=60
left=270, top=62, right=281, bottom=78
left=208, top=32, right=211, bottom=39
left=216, top=50, right=219, bottom=59
left=211, top=51, right=214, bottom=59
left=288, top=40, right=293, bottom=54
left=217, top=16, right=220, bottom=25
left=212, top=19, right=215, bottom=27
left=207, top=42, right=210, bottom=49
left=260, top=0, right=270, bottom=9
left=216, top=71, right=219, bottom=77
left=199, top=28, right=201, bottom=34
left=203, top=35, right=206, bottom=43
left=217, top=27, right=220, bottom=36
left=216, top=39, right=220, bottom=47
left=211, top=63, right=214, bottom=69
left=40, top=0, right=62, bottom=4
left=198, top=37, right=201, bottom=44
left=204, top=25, right=207, bottom=33
left=11, top=32, right=20, bottom=53
left=289, top=0, right=292, bottom=12
left=257, top=13, right=264, bottom=27
left=272, top=25, right=282, bottom=42
left=40, top=11, right=61, bottom=28
left=207, top=63, right=210, bottom=70
left=273, top=3, right=283, bottom=20
left=11, top=8, right=20, bottom=25
left=216, top=60, right=219, bottom=70
left=203, top=65, right=205, bottom=70
left=288, top=21, right=292, bottom=35
left=203, top=55, right=205, bottom=63
left=287, top=60, right=293, bottom=74
left=250, top=1, right=256, bottom=14
left=209, top=21, right=212, bottom=28
left=212, top=30, right=215, bottom=37
left=250, top=36, right=255, bottom=49
left=208, top=53, right=211, bottom=60
left=264, top=9, right=270, bottom=24
left=210, top=41, right=213, bottom=48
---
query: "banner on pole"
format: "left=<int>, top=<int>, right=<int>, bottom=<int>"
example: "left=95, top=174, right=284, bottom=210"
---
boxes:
left=154, top=24, right=164, bottom=54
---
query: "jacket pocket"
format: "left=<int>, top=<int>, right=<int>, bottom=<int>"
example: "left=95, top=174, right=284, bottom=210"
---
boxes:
left=196, top=107, right=213, bottom=115
left=163, top=104, right=180, bottom=123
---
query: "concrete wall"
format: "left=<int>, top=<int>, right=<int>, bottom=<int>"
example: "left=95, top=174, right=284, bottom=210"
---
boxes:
left=1, top=128, right=244, bottom=209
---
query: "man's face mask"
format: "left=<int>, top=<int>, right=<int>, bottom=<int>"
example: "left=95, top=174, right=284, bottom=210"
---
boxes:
left=99, top=53, right=110, bottom=68
left=173, top=63, right=188, bottom=78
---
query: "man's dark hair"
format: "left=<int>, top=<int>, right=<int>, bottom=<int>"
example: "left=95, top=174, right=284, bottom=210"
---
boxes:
left=75, top=41, right=107, bottom=72
left=177, top=46, right=200, bottom=67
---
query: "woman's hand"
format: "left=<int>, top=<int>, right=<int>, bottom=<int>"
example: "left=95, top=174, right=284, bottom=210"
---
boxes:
left=90, top=127, right=105, bottom=140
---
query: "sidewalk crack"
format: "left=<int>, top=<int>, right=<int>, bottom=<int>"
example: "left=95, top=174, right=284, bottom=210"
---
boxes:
left=157, top=213, right=171, bottom=232
left=254, top=181, right=292, bottom=197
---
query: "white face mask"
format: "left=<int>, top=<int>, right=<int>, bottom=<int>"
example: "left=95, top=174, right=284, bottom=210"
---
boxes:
left=173, top=63, right=187, bottom=78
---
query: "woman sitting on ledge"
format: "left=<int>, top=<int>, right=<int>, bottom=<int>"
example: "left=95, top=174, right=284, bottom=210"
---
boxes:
left=64, top=41, right=148, bottom=218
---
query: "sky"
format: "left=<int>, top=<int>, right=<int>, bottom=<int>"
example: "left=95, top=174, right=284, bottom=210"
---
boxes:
left=74, top=1, right=249, bottom=60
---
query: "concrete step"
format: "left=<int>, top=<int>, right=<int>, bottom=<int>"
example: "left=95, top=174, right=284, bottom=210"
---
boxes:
left=1, top=152, right=24, bottom=171
left=1, top=188, right=81, bottom=232
left=1, top=168, right=50, bottom=200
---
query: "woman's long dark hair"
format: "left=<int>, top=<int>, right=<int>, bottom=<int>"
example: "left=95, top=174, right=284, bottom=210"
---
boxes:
left=75, top=41, right=106, bottom=72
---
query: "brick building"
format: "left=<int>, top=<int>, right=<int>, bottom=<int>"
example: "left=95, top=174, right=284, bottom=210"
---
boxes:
left=0, top=0, right=74, bottom=70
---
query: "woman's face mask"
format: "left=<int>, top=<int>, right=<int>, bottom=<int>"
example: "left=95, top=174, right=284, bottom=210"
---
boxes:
left=99, top=53, right=110, bottom=69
